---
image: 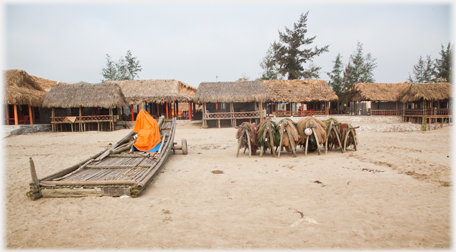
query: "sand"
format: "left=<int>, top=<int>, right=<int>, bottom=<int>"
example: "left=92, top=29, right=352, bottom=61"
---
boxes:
left=4, top=122, right=452, bottom=249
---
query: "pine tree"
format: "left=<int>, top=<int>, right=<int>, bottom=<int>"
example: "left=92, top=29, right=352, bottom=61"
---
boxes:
left=260, top=46, right=280, bottom=80
left=125, top=50, right=142, bottom=80
left=407, top=55, right=436, bottom=83
left=326, top=53, right=344, bottom=112
left=435, top=42, right=452, bottom=83
left=101, top=50, right=142, bottom=82
left=101, top=54, right=117, bottom=82
left=266, top=11, right=329, bottom=80
left=342, top=42, right=377, bottom=92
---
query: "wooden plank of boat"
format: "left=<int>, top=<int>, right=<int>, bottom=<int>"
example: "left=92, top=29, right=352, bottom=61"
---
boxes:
left=26, top=116, right=181, bottom=200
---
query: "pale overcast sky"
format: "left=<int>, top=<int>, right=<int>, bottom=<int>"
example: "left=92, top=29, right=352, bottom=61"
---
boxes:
left=3, top=1, right=453, bottom=87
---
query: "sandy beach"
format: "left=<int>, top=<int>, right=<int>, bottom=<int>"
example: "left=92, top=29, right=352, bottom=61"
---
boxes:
left=4, top=121, right=452, bottom=249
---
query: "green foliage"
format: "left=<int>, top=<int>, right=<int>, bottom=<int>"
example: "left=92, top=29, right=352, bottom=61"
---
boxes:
left=327, top=53, right=344, bottom=99
left=342, top=42, right=377, bottom=92
left=101, top=50, right=142, bottom=82
left=261, top=11, right=329, bottom=80
left=435, top=42, right=452, bottom=83
left=407, top=55, right=436, bottom=83
left=407, top=42, right=452, bottom=83
left=327, top=42, right=377, bottom=104
left=260, top=47, right=281, bottom=80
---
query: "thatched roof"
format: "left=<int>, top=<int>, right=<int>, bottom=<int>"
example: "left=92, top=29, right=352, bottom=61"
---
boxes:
left=106, top=79, right=197, bottom=105
left=43, top=83, right=127, bottom=108
left=3, top=69, right=65, bottom=106
left=400, top=82, right=451, bottom=103
left=194, top=80, right=270, bottom=103
left=348, top=82, right=411, bottom=102
left=262, top=79, right=338, bottom=102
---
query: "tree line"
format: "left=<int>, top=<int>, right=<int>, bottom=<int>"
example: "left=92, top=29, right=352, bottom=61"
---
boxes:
left=100, top=11, right=452, bottom=111
left=258, top=11, right=452, bottom=112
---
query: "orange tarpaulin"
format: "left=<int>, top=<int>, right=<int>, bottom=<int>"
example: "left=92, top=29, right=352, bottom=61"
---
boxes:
left=133, top=109, right=161, bottom=152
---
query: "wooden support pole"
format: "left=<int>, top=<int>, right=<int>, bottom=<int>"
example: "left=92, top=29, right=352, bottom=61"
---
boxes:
left=79, top=107, right=82, bottom=132
left=230, top=102, right=234, bottom=127
left=13, top=104, right=18, bottom=125
left=188, top=102, right=192, bottom=120
left=51, top=108, right=55, bottom=132
left=166, top=102, right=169, bottom=119
left=28, top=105, right=33, bottom=124
left=6, top=104, right=9, bottom=125
left=109, top=108, right=113, bottom=131
left=131, top=105, right=134, bottom=121
left=192, top=102, right=196, bottom=119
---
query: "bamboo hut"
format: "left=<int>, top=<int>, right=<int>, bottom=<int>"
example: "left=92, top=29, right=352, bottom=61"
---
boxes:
left=193, top=80, right=270, bottom=128
left=42, top=83, right=126, bottom=132
left=3, top=69, right=64, bottom=125
left=347, top=82, right=411, bottom=115
left=399, top=82, right=452, bottom=129
left=262, top=80, right=338, bottom=117
left=106, top=79, right=198, bottom=121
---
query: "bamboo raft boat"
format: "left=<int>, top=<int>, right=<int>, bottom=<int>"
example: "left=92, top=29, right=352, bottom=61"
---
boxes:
left=26, top=116, right=187, bottom=200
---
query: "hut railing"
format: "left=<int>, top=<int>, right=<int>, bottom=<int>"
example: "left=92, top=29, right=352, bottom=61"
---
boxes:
left=204, top=111, right=263, bottom=120
left=52, top=115, right=114, bottom=123
left=273, top=110, right=328, bottom=117
left=371, top=110, right=403, bottom=116
left=371, top=109, right=451, bottom=117
left=403, top=108, right=451, bottom=116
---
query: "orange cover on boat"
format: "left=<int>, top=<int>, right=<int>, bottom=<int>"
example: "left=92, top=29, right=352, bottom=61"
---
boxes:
left=133, top=109, right=161, bottom=152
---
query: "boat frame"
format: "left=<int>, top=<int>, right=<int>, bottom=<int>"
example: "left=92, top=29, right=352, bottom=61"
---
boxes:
left=26, top=116, right=187, bottom=200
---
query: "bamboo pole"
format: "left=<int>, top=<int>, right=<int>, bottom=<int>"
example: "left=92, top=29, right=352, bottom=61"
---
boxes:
left=13, top=104, right=18, bottom=125
left=28, top=105, right=33, bottom=125
left=40, top=180, right=136, bottom=186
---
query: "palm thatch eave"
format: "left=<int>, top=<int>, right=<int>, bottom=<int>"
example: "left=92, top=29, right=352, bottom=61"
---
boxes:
left=400, top=82, right=451, bottom=103
left=193, top=81, right=270, bottom=103
left=106, top=79, right=196, bottom=105
left=262, top=79, right=338, bottom=103
left=42, top=83, right=127, bottom=109
left=4, top=69, right=64, bottom=107
left=348, top=82, right=411, bottom=102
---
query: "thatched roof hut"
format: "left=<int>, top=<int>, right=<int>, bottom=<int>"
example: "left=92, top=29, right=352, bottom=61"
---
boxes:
left=399, top=83, right=451, bottom=103
left=43, top=83, right=127, bottom=108
left=194, top=80, right=270, bottom=103
left=348, top=82, right=411, bottom=102
left=3, top=69, right=64, bottom=106
left=262, top=80, right=338, bottom=102
left=105, top=79, right=197, bottom=105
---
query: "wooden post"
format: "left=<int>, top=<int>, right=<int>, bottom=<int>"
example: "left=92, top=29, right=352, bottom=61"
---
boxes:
left=192, top=102, right=196, bottom=119
left=166, top=102, right=169, bottom=119
left=51, top=108, right=55, bottom=132
left=5, top=104, right=9, bottom=125
left=13, top=104, right=18, bottom=125
left=188, top=102, right=192, bottom=120
left=109, top=108, right=113, bottom=131
left=79, top=107, right=82, bottom=132
left=230, top=102, right=234, bottom=127
left=203, top=103, right=207, bottom=128
left=259, top=102, right=263, bottom=119
left=131, top=105, right=134, bottom=121
left=28, top=105, right=33, bottom=125
left=176, top=102, right=179, bottom=118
